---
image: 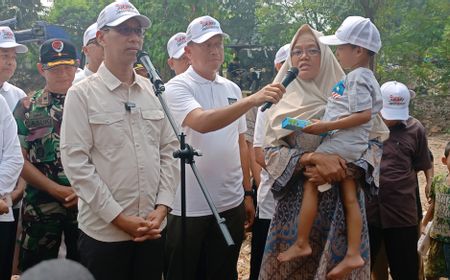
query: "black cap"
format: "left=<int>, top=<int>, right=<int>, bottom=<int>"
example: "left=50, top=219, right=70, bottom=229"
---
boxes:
left=39, top=38, right=78, bottom=69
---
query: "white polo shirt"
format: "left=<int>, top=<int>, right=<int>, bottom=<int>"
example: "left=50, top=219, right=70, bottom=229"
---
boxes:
left=165, top=66, right=247, bottom=217
left=0, top=81, right=26, bottom=212
left=0, top=81, right=26, bottom=111
left=253, top=107, right=275, bottom=220
left=0, top=95, right=24, bottom=222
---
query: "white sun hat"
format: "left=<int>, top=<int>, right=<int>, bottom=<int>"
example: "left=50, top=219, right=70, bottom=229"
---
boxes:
left=0, top=26, right=28, bottom=53
left=319, top=16, right=381, bottom=53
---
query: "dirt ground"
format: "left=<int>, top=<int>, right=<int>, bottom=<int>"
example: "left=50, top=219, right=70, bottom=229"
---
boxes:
left=237, top=134, right=450, bottom=280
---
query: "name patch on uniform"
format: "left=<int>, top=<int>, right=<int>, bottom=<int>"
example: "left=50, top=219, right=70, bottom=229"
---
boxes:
left=25, top=111, right=53, bottom=129
left=26, top=117, right=52, bottom=129
left=227, top=97, right=237, bottom=105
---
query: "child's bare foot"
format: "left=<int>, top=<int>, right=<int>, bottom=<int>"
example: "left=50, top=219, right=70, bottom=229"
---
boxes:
left=277, top=242, right=312, bottom=262
left=326, top=254, right=364, bottom=279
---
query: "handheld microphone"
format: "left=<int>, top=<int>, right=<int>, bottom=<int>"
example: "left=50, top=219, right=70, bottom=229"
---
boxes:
left=136, top=51, right=165, bottom=92
left=260, top=67, right=299, bottom=112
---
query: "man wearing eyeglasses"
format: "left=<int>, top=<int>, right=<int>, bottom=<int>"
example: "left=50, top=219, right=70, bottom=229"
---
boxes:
left=164, top=15, right=285, bottom=280
left=13, top=38, right=80, bottom=272
left=73, top=23, right=104, bottom=84
left=60, top=2, right=179, bottom=280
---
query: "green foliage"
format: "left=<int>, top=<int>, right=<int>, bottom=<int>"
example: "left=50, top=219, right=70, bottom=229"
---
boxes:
left=47, top=0, right=111, bottom=55
left=0, top=0, right=45, bottom=92
left=376, top=0, right=449, bottom=94
left=0, top=0, right=448, bottom=95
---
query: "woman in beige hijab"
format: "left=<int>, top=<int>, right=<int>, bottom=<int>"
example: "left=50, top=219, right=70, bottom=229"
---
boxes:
left=258, top=24, right=387, bottom=280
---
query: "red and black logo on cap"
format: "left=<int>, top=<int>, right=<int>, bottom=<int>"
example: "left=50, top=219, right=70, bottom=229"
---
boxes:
left=40, top=38, right=78, bottom=69
left=51, top=40, right=64, bottom=53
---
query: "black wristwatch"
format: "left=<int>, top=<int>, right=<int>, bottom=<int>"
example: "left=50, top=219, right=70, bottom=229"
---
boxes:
left=244, top=190, right=254, bottom=197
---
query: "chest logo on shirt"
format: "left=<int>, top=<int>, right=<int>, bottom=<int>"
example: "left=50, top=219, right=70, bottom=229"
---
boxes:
left=227, top=97, right=237, bottom=105
left=331, top=80, right=345, bottom=99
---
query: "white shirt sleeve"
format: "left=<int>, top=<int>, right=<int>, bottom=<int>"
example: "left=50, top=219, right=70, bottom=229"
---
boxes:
left=0, top=96, right=23, bottom=195
left=165, top=79, right=202, bottom=128
left=253, top=108, right=267, bottom=148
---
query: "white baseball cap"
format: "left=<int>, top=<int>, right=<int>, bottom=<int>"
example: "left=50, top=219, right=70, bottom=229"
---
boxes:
left=0, top=26, right=28, bottom=53
left=83, top=23, right=98, bottom=46
left=319, top=16, right=381, bottom=53
left=274, top=44, right=290, bottom=64
left=186, top=15, right=228, bottom=44
left=97, top=1, right=151, bottom=30
left=167, top=32, right=187, bottom=59
left=380, top=81, right=411, bottom=121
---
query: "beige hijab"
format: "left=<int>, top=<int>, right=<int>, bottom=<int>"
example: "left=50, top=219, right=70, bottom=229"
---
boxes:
left=264, top=24, right=388, bottom=147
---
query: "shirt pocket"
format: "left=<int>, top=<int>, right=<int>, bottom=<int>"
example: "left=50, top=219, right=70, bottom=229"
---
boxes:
left=88, top=112, right=125, bottom=148
left=141, top=109, right=164, bottom=143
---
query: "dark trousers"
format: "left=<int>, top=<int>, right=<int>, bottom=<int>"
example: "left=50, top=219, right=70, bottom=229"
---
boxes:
left=249, top=217, right=271, bottom=280
left=79, top=230, right=165, bottom=280
left=369, top=225, right=419, bottom=280
left=165, top=203, right=245, bottom=280
left=19, top=203, right=79, bottom=272
left=0, top=209, right=19, bottom=280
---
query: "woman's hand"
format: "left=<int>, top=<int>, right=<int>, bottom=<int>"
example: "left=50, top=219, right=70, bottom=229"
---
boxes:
left=301, top=153, right=347, bottom=183
left=303, top=166, right=327, bottom=185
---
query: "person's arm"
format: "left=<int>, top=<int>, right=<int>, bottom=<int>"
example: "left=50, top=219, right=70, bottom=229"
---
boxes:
left=248, top=141, right=261, bottom=187
left=183, top=83, right=285, bottom=133
left=423, top=166, right=434, bottom=202
left=11, top=177, right=25, bottom=206
left=421, top=199, right=434, bottom=233
left=302, top=109, right=371, bottom=135
left=253, top=109, right=267, bottom=168
left=239, top=134, right=255, bottom=229
left=0, top=105, right=24, bottom=196
left=21, top=149, right=77, bottom=207
left=254, top=147, right=266, bottom=169
left=138, top=109, right=180, bottom=241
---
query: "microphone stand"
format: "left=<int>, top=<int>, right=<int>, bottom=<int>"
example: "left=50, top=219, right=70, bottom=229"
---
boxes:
left=137, top=52, right=234, bottom=280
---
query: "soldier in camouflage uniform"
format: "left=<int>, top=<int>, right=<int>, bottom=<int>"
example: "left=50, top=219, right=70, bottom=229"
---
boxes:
left=13, top=38, right=80, bottom=271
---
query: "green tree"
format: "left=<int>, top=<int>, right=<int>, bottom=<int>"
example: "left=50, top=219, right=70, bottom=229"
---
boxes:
left=376, top=0, right=450, bottom=94
left=46, top=0, right=111, bottom=57
left=2, top=0, right=448, bottom=94
left=0, top=0, right=44, bottom=92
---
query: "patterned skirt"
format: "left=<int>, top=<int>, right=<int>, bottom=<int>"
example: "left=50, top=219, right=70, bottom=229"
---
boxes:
left=258, top=181, right=371, bottom=279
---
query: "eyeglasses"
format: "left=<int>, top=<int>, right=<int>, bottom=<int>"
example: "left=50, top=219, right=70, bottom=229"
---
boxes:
left=291, top=48, right=321, bottom=57
left=104, top=26, right=145, bottom=37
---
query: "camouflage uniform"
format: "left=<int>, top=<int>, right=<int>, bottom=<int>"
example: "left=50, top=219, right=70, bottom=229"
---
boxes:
left=13, top=89, right=79, bottom=271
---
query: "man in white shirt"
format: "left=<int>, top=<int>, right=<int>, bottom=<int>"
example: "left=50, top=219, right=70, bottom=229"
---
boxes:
left=0, top=26, right=27, bottom=280
left=0, top=95, right=23, bottom=214
left=166, top=32, right=189, bottom=75
left=61, top=2, right=179, bottom=280
left=164, top=15, right=285, bottom=280
left=0, top=95, right=23, bottom=280
left=73, top=23, right=104, bottom=84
